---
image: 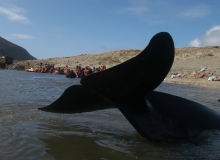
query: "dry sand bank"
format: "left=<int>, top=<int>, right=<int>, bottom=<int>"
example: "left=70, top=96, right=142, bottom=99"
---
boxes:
left=7, top=46, right=220, bottom=89
left=164, top=77, right=220, bottom=89
left=167, top=46, right=220, bottom=88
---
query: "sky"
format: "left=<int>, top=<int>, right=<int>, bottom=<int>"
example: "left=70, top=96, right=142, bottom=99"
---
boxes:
left=0, top=0, right=220, bottom=59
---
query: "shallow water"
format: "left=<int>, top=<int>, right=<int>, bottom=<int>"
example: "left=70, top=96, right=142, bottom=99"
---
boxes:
left=0, top=70, right=220, bottom=160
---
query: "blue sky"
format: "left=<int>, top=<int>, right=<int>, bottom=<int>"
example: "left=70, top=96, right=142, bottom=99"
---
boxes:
left=0, top=0, right=220, bottom=59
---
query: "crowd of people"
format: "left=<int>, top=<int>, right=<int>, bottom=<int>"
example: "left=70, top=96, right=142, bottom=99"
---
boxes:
left=33, top=63, right=70, bottom=74
left=31, top=63, right=106, bottom=78
left=67, top=65, right=107, bottom=78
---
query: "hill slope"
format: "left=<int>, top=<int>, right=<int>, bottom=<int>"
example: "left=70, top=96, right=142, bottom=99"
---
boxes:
left=0, top=37, right=36, bottom=60
left=10, top=46, right=220, bottom=88
left=11, top=46, right=220, bottom=75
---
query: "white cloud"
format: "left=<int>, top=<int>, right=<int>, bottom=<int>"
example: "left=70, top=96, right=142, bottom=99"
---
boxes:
left=117, top=6, right=148, bottom=15
left=10, top=34, right=34, bottom=39
left=116, top=0, right=148, bottom=15
left=190, top=25, right=220, bottom=47
left=0, top=5, right=29, bottom=24
left=178, top=4, right=212, bottom=19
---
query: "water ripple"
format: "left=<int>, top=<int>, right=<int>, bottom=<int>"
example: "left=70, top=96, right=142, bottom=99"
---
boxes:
left=0, top=70, right=220, bottom=159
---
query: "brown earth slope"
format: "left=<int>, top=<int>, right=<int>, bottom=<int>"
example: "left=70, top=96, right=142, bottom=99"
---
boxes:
left=7, top=46, right=220, bottom=88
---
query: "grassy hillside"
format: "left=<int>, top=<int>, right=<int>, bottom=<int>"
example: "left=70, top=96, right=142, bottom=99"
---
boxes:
left=0, top=37, right=36, bottom=60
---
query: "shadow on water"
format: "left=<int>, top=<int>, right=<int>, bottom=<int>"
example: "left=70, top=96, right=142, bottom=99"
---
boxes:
left=37, top=109, right=140, bottom=160
left=39, top=124, right=220, bottom=160
left=41, top=134, right=135, bottom=160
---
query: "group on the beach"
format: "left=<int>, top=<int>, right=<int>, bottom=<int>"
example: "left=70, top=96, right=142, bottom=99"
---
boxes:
left=33, top=63, right=70, bottom=75
left=30, top=63, right=106, bottom=78
left=67, top=65, right=107, bottom=78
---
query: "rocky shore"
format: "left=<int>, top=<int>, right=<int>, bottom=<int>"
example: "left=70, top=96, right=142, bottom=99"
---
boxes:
left=4, top=46, right=220, bottom=89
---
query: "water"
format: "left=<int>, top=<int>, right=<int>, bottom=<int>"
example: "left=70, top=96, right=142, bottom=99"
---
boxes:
left=0, top=70, right=220, bottom=160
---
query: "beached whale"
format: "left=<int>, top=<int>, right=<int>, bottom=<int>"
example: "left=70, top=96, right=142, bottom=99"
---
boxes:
left=39, top=32, right=220, bottom=142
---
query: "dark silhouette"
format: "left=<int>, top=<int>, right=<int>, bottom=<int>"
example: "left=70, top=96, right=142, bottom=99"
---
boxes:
left=66, top=70, right=77, bottom=78
left=0, top=37, right=36, bottom=60
left=39, top=32, right=220, bottom=142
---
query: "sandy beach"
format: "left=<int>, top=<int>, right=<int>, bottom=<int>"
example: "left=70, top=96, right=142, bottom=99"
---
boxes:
left=6, top=46, right=220, bottom=89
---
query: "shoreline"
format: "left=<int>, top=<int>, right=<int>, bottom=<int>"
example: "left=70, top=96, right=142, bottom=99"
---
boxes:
left=164, top=77, right=220, bottom=89
left=3, top=46, right=220, bottom=90
left=2, top=68, right=219, bottom=89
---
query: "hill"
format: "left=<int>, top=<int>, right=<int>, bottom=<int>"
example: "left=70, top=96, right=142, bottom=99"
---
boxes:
left=0, top=37, right=36, bottom=60
left=7, top=46, right=220, bottom=88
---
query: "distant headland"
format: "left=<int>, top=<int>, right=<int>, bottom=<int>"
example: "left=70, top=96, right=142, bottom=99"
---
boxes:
left=0, top=37, right=36, bottom=60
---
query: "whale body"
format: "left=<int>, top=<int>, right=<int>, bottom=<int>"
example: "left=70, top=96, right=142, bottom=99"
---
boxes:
left=39, top=32, right=220, bottom=142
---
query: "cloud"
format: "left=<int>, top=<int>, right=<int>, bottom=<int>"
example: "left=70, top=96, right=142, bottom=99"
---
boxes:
left=178, top=4, right=212, bottom=19
left=117, top=6, right=148, bottom=15
left=116, top=0, right=148, bottom=15
left=190, top=25, right=220, bottom=47
left=10, top=34, right=34, bottom=39
left=0, top=5, right=29, bottom=24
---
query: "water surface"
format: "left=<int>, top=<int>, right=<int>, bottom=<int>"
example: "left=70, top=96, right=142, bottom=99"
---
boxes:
left=0, top=70, right=220, bottom=160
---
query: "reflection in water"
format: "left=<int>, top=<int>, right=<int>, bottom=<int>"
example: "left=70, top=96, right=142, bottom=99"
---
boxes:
left=0, top=70, right=220, bottom=159
left=40, top=125, right=220, bottom=160
left=41, top=134, right=135, bottom=160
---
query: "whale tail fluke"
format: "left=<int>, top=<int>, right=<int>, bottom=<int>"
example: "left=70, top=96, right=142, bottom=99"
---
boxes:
left=81, top=32, right=174, bottom=100
left=39, top=32, right=175, bottom=115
